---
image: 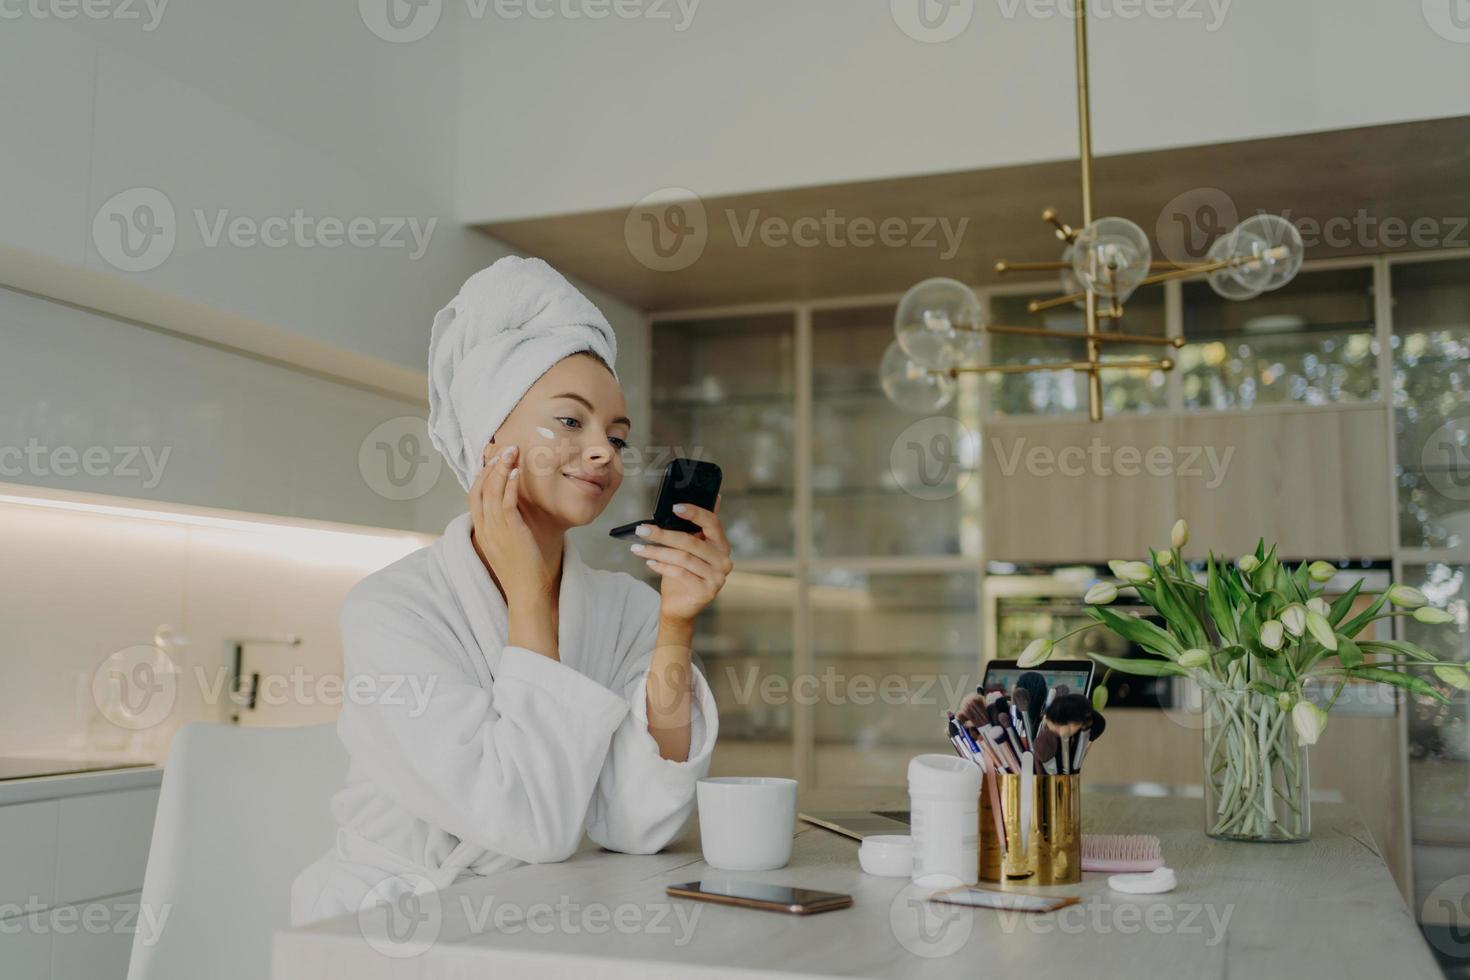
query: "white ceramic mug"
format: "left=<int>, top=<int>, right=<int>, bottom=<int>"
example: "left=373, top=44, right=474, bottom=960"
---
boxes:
left=695, top=777, right=798, bottom=871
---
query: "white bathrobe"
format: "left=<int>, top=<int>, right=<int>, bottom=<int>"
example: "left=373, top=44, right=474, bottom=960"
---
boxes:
left=290, top=512, right=717, bottom=925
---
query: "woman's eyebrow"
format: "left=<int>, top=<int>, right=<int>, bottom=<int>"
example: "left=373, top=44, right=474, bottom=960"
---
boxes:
left=552, top=392, right=631, bottom=429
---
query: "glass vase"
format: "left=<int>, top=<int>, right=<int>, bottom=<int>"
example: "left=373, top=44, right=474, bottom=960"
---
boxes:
left=1201, top=687, right=1311, bottom=842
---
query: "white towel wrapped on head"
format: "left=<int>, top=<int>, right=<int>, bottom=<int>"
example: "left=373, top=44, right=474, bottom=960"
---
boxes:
left=427, top=256, right=618, bottom=490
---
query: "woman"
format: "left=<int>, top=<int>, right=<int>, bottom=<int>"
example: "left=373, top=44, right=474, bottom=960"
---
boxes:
left=291, top=257, right=729, bottom=925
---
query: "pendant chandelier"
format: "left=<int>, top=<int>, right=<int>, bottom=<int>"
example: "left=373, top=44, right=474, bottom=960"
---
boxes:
left=880, top=0, right=1305, bottom=422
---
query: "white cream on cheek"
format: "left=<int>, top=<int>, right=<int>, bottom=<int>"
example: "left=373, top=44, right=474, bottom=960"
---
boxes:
left=535, top=426, right=555, bottom=440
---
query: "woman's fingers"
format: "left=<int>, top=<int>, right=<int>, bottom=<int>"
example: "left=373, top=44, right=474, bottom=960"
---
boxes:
left=632, top=543, right=719, bottom=583
left=673, top=503, right=730, bottom=553
left=644, top=558, right=709, bottom=590
left=636, top=523, right=731, bottom=573
left=499, top=447, right=522, bottom=517
left=482, top=444, right=515, bottom=517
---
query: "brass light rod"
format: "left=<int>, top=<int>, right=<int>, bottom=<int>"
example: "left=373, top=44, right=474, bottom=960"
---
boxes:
left=995, top=258, right=1206, bottom=274
left=986, top=324, right=1185, bottom=348
left=950, top=357, right=1174, bottom=377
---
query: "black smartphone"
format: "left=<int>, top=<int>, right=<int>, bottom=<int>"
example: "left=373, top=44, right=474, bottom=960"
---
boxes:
left=666, top=880, right=852, bottom=915
left=609, top=458, right=722, bottom=540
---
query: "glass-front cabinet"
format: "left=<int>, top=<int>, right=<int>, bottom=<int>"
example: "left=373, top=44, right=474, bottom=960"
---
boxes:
left=650, top=314, right=796, bottom=561
left=810, top=570, right=980, bottom=789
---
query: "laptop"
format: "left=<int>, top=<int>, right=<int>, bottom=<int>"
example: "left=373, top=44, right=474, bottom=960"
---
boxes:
left=798, top=658, right=1095, bottom=839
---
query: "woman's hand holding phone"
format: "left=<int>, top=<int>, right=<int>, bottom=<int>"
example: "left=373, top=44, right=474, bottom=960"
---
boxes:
left=632, top=495, right=733, bottom=623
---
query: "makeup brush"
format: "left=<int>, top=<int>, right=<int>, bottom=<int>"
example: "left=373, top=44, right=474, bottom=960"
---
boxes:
left=1044, top=692, right=1094, bottom=737
left=997, top=713, right=1027, bottom=767
left=1073, top=711, right=1107, bottom=771
left=1031, top=725, right=1061, bottom=776
left=1014, top=671, right=1048, bottom=741
left=1011, top=688, right=1034, bottom=748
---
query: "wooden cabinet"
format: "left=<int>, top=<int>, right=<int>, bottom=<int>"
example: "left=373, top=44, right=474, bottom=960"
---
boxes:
left=983, top=405, right=1392, bottom=563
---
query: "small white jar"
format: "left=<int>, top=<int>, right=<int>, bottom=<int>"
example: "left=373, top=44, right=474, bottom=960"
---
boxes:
left=907, top=754, right=981, bottom=887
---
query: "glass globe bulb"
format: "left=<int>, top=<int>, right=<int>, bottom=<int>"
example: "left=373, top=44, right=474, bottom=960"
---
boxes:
left=1234, top=213, right=1304, bottom=291
left=894, top=277, right=986, bottom=370
left=1059, top=245, right=1087, bottom=310
left=880, top=339, right=956, bottom=412
left=1069, top=217, right=1152, bottom=298
left=1205, top=233, right=1264, bottom=301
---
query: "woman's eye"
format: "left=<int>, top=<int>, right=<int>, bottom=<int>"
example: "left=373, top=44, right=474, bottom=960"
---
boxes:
left=610, top=437, right=628, bottom=451
left=556, top=416, right=581, bottom=430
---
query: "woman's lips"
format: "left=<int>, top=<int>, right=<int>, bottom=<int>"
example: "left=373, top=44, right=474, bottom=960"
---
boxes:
left=563, top=472, right=608, bottom=496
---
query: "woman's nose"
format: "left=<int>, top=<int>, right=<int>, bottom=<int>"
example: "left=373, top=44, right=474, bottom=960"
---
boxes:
left=583, top=440, right=614, bottom=466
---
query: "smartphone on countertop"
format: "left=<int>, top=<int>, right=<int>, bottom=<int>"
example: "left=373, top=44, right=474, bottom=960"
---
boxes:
left=666, top=880, right=852, bottom=915
left=610, top=458, right=722, bottom=540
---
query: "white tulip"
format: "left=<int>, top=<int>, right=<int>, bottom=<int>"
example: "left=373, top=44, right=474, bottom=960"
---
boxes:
left=1091, top=685, right=1109, bottom=710
left=1018, top=638, right=1053, bottom=668
left=1308, top=561, right=1336, bottom=583
left=1238, top=555, right=1260, bottom=574
left=1434, top=664, right=1470, bottom=692
left=1260, top=620, right=1285, bottom=651
left=1387, top=585, right=1427, bottom=609
left=1414, top=607, right=1455, bottom=625
left=1107, top=560, right=1129, bottom=579
left=1178, top=649, right=1210, bottom=669
left=1171, top=519, right=1189, bottom=549
left=1307, top=597, right=1330, bottom=617
left=1085, top=582, right=1118, bottom=605
left=1281, top=604, right=1307, bottom=637
left=1277, top=692, right=1294, bottom=712
left=1118, top=561, right=1154, bottom=585
left=1292, top=701, right=1329, bottom=746
left=1157, top=551, right=1174, bottom=568
left=1305, top=610, right=1338, bottom=652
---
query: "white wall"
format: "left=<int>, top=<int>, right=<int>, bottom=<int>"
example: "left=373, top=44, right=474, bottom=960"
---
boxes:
left=0, top=0, right=645, bottom=372
left=456, top=0, right=1470, bottom=222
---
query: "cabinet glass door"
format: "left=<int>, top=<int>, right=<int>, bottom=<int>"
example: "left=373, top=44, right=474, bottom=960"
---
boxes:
left=1400, top=562, right=1470, bottom=963
left=1179, top=265, right=1378, bottom=409
left=650, top=314, right=796, bottom=560
left=694, top=572, right=795, bottom=779
left=809, top=570, right=980, bottom=789
left=811, top=305, right=980, bottom=558
left=1392, top=258, right=1470, bottom=550
left=988, top=285, right=1167, bottom=416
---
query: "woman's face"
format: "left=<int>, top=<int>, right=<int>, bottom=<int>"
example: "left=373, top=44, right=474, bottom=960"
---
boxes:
left=483, top=354, right=629, bottom=529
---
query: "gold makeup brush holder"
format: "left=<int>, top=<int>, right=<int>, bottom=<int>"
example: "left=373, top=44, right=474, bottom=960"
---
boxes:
left=978, top=773, right=1082, bottom=885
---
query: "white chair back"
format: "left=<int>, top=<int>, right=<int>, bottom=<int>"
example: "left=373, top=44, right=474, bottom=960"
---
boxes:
left=126, top=723, right=345, bottom=980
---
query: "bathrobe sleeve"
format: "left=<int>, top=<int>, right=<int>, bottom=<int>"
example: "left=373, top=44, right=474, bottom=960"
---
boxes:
left=336, top=585, right=633, bottom=865
left=585, top=578, right=719, bottom=855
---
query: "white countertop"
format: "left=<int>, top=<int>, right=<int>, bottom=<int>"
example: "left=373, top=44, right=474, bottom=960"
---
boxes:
left=272, top=791, right=1440, bottom=980
left=0, top=764, right=163, bottom=806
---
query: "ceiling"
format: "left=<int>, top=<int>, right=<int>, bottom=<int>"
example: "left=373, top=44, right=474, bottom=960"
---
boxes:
left=478, top=116, right=1470, bottom=313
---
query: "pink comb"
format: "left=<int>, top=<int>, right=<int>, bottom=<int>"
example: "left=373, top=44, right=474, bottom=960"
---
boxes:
left=1082, top=834, right=1165, bottom=873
